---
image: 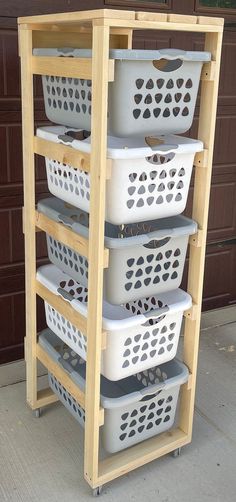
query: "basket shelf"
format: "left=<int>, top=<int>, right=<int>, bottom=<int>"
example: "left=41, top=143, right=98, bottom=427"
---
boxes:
left=19, top=8, right=223, bottom=493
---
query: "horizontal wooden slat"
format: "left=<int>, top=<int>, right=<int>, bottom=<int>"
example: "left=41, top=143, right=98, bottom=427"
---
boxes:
left=33, top=28, right=131, bottom=50
left=36, top=342, right=104, bottom=426
left=198, top=16, right=224, bottom=26
left=35, top=211, right=88, bottom=258
left=36, top=387, right=59, bottom=408
left=35, top=210, right=109, bottom=268
left=18, top=8, right=136, bottom=25
left=31, top=56, right=114, bottom=81
left=97, top=428, right=190, bottom=486
left=135, top=12, right=167, bottom=22
left=102, top=18, right=223, bottom=33
left=36, top=280, right=88, bottom=334
left=168, top=14, right=197, bottom=24
left=34, top=137, right=112, bottom=181
left=35, top=280, right=107, bottom=349
left=35, top=210, right=89, bottom=257
left=33, top=29, right=92, bottom=50
left=34, top=136, right=90, bottom=171
left=32, top=55, right=92, bottom=79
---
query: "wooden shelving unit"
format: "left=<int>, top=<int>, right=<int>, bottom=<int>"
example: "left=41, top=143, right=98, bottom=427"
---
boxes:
left=18, top=9, right=223, bottom=493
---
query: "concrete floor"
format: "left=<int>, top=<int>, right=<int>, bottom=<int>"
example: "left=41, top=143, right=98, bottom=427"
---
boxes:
left=0, top=307, right=236, bottom=501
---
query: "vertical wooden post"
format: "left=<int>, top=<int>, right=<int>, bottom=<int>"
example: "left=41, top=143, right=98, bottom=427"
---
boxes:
left=19, top=26, right=38, bottom=408
left=179, top=29, right=223, bottom=436
left=84, top=21, right=110, bottom=488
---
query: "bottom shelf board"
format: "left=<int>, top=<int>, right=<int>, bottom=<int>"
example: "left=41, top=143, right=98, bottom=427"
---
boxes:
left=96, top=427, right=190, bottom=485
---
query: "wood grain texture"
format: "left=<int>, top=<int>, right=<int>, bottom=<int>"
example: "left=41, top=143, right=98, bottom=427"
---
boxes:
left=179, top=29, right=223, bottom=437
left=18, top=9, right=136, bottom=25
left=35, top=280, right=88, bottom=335
left=32, top=55, right=114, bottom=82
left=34, top=137, right=91, bottom=172
left=19, top=26, right=37, bottom=408
left=98, top=428, right=190, bottom=485
left=83, top=22, right=110, bottom=488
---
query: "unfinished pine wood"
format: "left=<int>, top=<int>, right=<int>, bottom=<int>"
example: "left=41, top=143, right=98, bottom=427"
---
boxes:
left=35, top=211, right=89, bottom=260
left=36, top=280, right=107, bottom=350
left=19, top=10, right=223, bottom=492
left=179, top=29, right=223, bottom=437
left=19, top=26, right=37, bottom=409
left=135, top=12, right=168, bottom=22
left=33, top=27, right=132, bottom=50
left=18, top=9, right=136, bottom=26
left=168, top=14, right=197, bottom=24
left=201, top=61, right=216, bottom=81
left=36, top=388, right=59, bottom=408
left=33, top=30, right=92, bottom=48
left=198, top=15, right=224, bottom=26
left=36, top=342, right=106, bottom=424
left=35, top=280, right=88, bottom=334
left=101, top=18, right=223, bottom=33
left=31, top=55, right=114, bottom=81
left=194, top=149, right=209, bottom=167
left=84, top=22, right=110, bottom=488
left=35, top=210, right=109, bottom=268
left=98, top=428, right=189, bottom=485
left=34, top=136, right=91, bottom=172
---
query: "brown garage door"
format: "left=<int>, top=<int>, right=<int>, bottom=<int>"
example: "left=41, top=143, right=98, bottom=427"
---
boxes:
left=0, top=0, right=235, bottom=363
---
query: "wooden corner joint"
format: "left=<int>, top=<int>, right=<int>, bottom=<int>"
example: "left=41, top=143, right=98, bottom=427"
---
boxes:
left=189, top=230, right=204, bottom=248
left=194, top=149, right=209, bottom=168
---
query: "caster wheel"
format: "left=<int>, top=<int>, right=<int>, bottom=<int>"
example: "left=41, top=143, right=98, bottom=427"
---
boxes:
left=93, top=486, right=103, bottom=497
left=33, top=408, right=41, bottom=418
left=172, top=447, right=181, bottom=458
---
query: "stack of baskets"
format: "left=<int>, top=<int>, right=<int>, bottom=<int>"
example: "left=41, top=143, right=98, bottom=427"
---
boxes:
left=35, top=47, right=210, bottom=453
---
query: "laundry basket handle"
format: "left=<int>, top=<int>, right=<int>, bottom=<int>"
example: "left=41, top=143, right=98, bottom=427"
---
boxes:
left=57, top=287, right=74, bottom=302
left=143, top=236, right=172, bottom=248
left=56, top=48, right=76, bottom=56
left=58, top=133, right=75, bottom=144
left=58, top=213, right=73, bottom=228
left=145, top=136, right=178, bottom=153
left=139, top=383, right=166, bottom=400
left=143, top=305, right=169, bottom=319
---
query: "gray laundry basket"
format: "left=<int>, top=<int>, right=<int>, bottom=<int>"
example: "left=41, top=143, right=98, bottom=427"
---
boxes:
left=39, top=329, right=189, bottom=453
left=38, top=196, right=197, bottom=304
left=33, top=48, right=211, bottom=136
left=37, top=125, right=203, bottom=224
left=37, top=262, right=191, bottom=380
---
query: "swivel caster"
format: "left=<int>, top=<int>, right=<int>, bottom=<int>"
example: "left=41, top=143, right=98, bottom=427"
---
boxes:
left=93, top=486, right=103, bottom=497
left=33, top=408, right=41, bottom=418
left=172, top=447, right=181, bottom=458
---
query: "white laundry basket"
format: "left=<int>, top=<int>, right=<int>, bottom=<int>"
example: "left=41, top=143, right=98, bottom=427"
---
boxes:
left=37, top=126, right=203, bottom=224
left=39, top=329, right=189, bottom=453
left=38, top=197, right=197, bottom=304
left=34, top=48, right=210, bottom=136
left=36, top=263, right=191, bottom=380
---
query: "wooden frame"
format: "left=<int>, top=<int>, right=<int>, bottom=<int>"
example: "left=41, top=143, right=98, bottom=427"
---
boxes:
left=18, top=8, right=223, bottom=492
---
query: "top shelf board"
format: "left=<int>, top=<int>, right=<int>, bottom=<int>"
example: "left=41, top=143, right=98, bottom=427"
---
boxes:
left=18, top=9, right=224, bottom=33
